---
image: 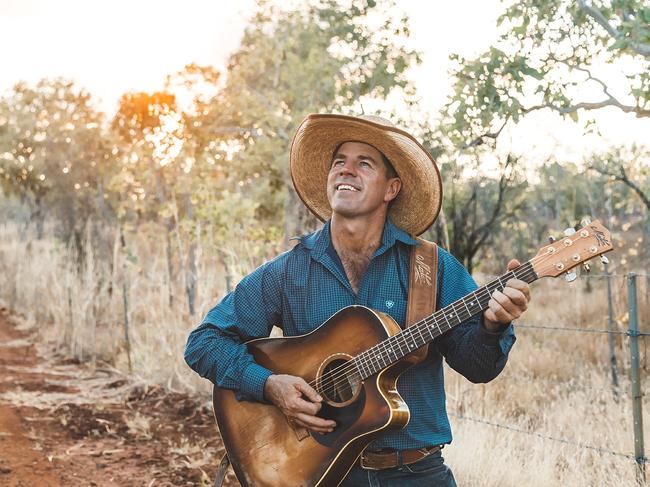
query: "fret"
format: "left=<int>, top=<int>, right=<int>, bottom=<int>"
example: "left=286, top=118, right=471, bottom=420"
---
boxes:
left=415, top=325, right=426, bottom=347
left=395, top=335, right=408, bottom=357
left=372, top=345, right=384, bottom=369
left=368, top=354, right=378, bottom=375
left=442, top=309, right=451, bottom=328
left=496, top=275, right=505, bottom=290
left=366, top=352, right=376, bottom=376
left=423, top=321, right=435, bottom=340
left=467, top=293, right=479, bottom=311
left=379, top=347, right=388, bottom=368
left=384, top=342, right=396, bottom=362
left=461, top=299, right=472, bottom=319
left=432, top=317, right=443, bottom=337
left=448, top=304, right=460, bottom=325
left=364, top=352, right=374, bottom=376
left=357, top=356, right=364, bottom=377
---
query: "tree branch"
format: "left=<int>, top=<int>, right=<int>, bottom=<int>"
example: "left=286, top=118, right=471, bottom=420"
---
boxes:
left=462, top=118, right=510, bottom=149
left=520, top=60, right=650, bottom=118
left=577, top=0, right=650, bottom=57
left=523, top=97, right=650, bottom=118
left=591, top=163, right=650, bottom=212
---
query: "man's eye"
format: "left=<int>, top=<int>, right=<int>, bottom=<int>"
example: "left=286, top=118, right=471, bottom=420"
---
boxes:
left=333, top=160, right=344, bottom=166
left=360, top=160, right=371, bottom=167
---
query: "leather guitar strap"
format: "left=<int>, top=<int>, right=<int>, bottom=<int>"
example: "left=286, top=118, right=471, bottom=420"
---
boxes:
left=405, top=238, right=438, bottom=364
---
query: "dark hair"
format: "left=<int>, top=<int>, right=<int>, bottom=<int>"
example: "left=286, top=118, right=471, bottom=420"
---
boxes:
left=380, top=152, right=399, bottom=179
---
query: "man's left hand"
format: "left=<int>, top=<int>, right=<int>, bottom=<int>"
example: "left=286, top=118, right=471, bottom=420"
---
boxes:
left=483, top=259, right=531, bottom=332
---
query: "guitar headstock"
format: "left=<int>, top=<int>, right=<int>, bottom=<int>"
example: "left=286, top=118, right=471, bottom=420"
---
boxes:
left=531, top=220, right=614, bottom=279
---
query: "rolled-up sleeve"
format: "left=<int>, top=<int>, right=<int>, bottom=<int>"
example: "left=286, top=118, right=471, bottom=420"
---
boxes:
left=434, top=250, right=516, bottom=383
left=184, top=258, right=283, bottom=402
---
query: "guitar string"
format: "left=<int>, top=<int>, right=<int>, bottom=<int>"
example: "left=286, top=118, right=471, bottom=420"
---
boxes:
left=311, top=264, right=537, bottom=398
left=374, top=266, right=536, bottom=369
left=315, top=230, right=604, bottom=390
left=310, top=251, right=569, bottom=398
left=309, top=233, right=605, bottom=398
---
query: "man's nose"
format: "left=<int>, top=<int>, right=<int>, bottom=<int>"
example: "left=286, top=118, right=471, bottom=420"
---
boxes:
left=338, top=161, right=357, bottom=176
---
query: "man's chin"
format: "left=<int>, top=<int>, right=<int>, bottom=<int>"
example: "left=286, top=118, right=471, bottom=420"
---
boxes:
left=330, top=203, right=359, bottom=219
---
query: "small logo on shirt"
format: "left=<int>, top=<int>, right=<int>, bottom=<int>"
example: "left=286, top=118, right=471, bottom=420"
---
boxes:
left=385, top=300, right=394, bottom=309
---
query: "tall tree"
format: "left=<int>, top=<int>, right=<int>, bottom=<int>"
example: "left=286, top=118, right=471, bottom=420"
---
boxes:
left=431, top=0, right=649, bottom=268
left=443, top=0, right=649, bottom=149
left=0, top=79, right=110, bottom=241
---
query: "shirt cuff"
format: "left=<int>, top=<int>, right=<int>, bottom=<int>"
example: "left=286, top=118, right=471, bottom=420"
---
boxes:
left=478, top=317, right=515, bottom=351
left=240, top=363, right=274, bottom=402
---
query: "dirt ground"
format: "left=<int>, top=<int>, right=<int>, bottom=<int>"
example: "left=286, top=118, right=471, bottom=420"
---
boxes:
left=0, top=308, right=238, bottom=486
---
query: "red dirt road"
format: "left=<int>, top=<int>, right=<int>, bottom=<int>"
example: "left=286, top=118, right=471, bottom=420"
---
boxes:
left=0, top=308, right=238, bottom=486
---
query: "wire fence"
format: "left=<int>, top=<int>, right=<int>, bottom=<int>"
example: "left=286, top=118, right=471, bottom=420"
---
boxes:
left=449, top=413, right=638, bottom=461
left=516, top=323, right=650, bottom=336
left=451, top=272, right=648, bottom=483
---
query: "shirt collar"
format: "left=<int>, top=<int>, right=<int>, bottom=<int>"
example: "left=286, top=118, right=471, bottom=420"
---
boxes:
left=296, top=218, right=418, bottom=258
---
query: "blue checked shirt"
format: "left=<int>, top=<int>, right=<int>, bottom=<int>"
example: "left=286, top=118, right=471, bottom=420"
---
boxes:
left=184, top=219, right=516, bottom=450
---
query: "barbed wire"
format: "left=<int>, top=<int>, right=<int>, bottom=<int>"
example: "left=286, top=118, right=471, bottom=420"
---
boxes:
left=449, top=413, right=641, bottom=461
left=515, top=322, right=650, bottom=336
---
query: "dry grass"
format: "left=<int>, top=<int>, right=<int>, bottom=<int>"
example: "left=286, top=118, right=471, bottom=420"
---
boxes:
left=0, top=221, right=245, bottom=396
left=1, top=221, right=649, bottom=486
left=445, top=276, right=650, bottom=486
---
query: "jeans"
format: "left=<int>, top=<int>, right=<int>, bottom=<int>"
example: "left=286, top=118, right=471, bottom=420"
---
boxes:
left=340, top=450, right=457, bottom=487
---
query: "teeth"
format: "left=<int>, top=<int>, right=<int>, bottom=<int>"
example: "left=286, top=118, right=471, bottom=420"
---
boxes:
left=337, top=184, right=358, bottom=191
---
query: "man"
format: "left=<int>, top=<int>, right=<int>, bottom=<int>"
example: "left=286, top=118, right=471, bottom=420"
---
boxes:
left=185, top=114, right=530, bottom=486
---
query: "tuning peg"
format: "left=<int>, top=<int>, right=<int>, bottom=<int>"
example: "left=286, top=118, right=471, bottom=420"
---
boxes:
left=563, top=227, right=577, bottom=237
left=582, top=263, right=591, bottom=273
left=580, top=217, right=592, bottom=227
left=548, top=236, right=556, bottom=244
left=564, top=271, right=577, bottom=282
left=600, top=255, right=610, bottom=265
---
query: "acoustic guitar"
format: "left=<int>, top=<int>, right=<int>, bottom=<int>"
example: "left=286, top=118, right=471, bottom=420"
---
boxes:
left=212, top=221, right=613, bottom=487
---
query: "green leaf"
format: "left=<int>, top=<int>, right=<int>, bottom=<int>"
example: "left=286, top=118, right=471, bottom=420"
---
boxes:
left=521, top=66, right=543, bottom=80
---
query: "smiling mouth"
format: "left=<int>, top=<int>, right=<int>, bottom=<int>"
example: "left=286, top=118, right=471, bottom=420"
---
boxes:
left=336, top=184, right=360, bottom=192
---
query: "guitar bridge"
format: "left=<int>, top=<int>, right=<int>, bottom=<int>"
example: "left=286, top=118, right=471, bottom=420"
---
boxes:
left=288, top=418, right=310, bottom=441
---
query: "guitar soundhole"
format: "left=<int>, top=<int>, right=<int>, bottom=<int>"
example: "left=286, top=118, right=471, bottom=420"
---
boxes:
left=318, top=354, right=362, bottom=407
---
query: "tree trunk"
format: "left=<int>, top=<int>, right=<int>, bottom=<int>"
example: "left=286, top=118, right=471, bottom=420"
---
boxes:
left=283, top=182, right=319, bottom=243
left=184, top=195, right=197, bottom=316
left=166, top=221, right=174, bottom=308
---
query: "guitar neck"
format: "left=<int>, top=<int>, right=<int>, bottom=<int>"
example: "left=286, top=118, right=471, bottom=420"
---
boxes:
left=353, top=261, right=538, bottom=379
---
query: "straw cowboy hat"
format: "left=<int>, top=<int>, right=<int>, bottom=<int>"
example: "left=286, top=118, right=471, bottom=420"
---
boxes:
left=289, top=113, right=442, bottom=236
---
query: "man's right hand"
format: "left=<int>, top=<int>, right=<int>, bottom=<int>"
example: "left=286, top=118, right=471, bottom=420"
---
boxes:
left=264, top=374, right=336, bottom=434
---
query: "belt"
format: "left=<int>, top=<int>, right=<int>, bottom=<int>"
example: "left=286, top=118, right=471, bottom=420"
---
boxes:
left=359, top=445, right=442, bottom=470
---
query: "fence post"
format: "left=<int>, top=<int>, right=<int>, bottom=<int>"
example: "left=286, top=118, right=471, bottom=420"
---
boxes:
left=225, top=274, right=233, bottom=294
left=628, top=273, right=645, bottom=484
left=605, top=264, right=619, bottom=396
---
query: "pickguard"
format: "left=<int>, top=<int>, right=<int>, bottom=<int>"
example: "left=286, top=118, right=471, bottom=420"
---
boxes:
left=310, top=387, right=366, bottom=447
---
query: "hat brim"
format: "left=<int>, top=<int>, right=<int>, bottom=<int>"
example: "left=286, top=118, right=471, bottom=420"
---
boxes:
left=290, top=114, right=442, bottom=236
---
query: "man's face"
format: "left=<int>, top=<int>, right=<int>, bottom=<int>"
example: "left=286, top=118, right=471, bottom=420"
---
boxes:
left=326, top=141, right=401, bottom=220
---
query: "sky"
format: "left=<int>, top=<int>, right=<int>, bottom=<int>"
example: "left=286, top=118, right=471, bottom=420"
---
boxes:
left=1, top=0, right=648, bottom=170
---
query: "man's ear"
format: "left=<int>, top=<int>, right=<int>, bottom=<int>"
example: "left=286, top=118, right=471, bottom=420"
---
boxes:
left=385, top=178, right=401, bottom=203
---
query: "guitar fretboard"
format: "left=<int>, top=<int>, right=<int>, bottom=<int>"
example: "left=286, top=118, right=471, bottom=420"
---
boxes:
left=352, top=262, right=537, bottom=379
